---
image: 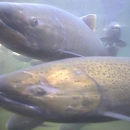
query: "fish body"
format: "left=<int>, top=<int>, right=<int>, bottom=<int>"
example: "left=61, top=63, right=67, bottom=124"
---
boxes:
left=0, top=2, right=109, bottom=62
left=100, top=22, right=127, bottom=47
left=0, top=57, right=130, bottom=122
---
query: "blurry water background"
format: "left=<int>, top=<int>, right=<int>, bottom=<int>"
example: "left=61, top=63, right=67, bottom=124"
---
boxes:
left=0, top=0, right=130, bottom=130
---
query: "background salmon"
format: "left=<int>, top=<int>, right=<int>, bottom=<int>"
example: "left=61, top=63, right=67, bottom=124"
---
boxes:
left=0, top=2, right=110, bottom=62
left=100, top=22, right=127, bottom=48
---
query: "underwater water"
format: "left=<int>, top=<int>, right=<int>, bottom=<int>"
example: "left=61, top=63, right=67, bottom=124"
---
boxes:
left=0, top=0, right=130, bottom=130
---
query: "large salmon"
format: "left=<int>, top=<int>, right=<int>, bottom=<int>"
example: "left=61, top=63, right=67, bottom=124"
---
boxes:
left=0, top=2, right=110, bottom=62
left=0, top=57, right=130, bottom=123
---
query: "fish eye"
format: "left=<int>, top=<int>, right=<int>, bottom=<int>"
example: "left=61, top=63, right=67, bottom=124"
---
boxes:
left=30, top=17, right=38, bottom=27
left=26, top=86, right=46, bottom=96
left=35, top=87, right=46, bottom=96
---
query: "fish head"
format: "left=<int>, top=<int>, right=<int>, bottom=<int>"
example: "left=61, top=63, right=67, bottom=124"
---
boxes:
left=0, top=2, right=65, bottom=60
left=0, top=63, right=101, bottom=122
left=105, top=22, right=121, bottom=39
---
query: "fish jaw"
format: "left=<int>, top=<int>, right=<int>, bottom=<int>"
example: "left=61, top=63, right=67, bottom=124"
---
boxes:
left=0, top=72, right=44, bottom=118
left=0, top=63, right=102, bottom=122
left=0, top=19, right=33, bottom=54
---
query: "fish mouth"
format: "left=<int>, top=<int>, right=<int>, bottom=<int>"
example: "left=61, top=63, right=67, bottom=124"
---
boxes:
left=0, top=17, right=25, bottom=37
left=0, top=91, right=43, bottom=118
left=0, top=3, right=25, bottom=37
left=0, top=15, right=35, bottom=56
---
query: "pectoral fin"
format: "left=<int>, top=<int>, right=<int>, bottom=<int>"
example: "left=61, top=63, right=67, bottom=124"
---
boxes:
left=40, top=123, right=52, bottom=127
left=58, top=49, right=84, bottom=58
left=30, top=59, right=43, bottom=66
left=104, top=112, right=130, bottom=122
left=6, top=114, right=44, bottom=130
left=12, top=52, right=33, bottom=62
left=115, top=39, right=127, bottom=47
left=100, top=37, right=114, bottom=47
left=60, top=123, right=86, bottom=130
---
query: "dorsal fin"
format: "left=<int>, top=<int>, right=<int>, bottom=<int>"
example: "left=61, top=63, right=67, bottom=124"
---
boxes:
left=80, top=14, right=97, bottom=31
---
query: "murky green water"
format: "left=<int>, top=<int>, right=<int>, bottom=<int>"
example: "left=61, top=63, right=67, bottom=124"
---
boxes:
left=0, top=0, right=130, bottom=130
